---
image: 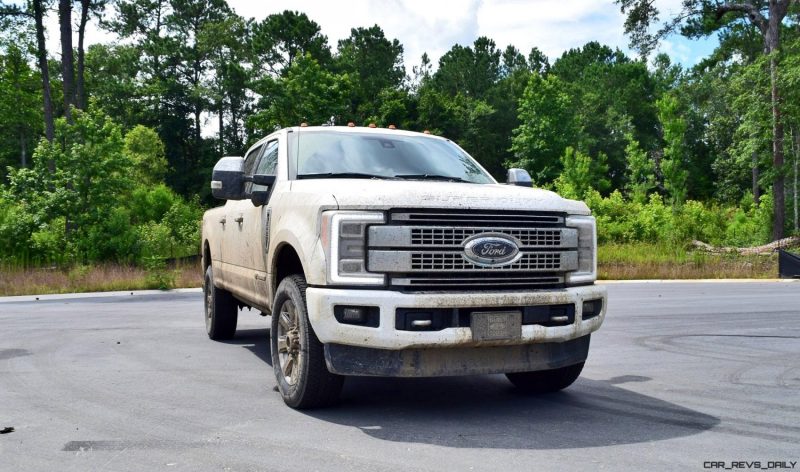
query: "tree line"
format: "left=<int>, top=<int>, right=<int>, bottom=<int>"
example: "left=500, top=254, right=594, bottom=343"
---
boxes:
left=0, top=0, right=798, bottom=266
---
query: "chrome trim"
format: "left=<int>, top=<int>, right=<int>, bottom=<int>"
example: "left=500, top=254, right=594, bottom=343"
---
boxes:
left=390, top=274, right=564, bottom=288
left=368, top=226, right=578, bottom=248
left=367, top=250, right=578, bottom=273
left=391, top=211, right=564, bottom=226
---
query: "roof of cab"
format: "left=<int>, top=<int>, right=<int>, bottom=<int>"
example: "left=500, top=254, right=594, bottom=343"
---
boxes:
left=286, top=125, right=447, bottom=141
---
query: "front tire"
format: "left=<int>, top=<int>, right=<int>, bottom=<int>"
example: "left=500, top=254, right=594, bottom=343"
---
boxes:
left=506, top=362, right=585, bottom=393
left=204, top=265, right=238, bottom=340
left=271, top=274, right=344, bottom=409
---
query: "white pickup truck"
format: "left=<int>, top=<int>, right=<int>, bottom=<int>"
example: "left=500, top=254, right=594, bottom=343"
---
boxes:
left=201, top=126, right=607, bottom=409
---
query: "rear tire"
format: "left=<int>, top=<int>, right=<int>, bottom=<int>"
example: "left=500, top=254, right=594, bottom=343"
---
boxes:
left=204, top=265, right=238, bottom=340
left=271, top=274, right=344, bottom=409
left=506, top=362, right=585, bottom=393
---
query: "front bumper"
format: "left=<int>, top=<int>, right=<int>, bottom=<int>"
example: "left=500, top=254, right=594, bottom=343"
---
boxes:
left=305, top=285, right=607, bottom=350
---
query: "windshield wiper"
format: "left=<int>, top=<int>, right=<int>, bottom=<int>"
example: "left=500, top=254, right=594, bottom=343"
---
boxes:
left=394, top=174, right=472, bottom=183
left=297, top=172, right=393, bottom=180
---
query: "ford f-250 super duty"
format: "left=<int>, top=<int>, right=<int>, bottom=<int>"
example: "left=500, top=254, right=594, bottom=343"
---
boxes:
left=201, top=125, right=607, bottom=409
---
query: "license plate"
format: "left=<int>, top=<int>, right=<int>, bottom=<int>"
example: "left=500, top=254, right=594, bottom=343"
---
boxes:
left=470, top=311, right=522, bottom=341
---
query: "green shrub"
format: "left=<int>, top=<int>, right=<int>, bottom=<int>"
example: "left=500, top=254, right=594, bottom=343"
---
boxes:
left=30, top=217, right=67, bottom=264
left=587, top=190, right=773, bottom=247
left=129, top=184, right=179, bottom=224
left=81, top=207, right=140, bottom=263
left=143, top=255, right=176, bottom=290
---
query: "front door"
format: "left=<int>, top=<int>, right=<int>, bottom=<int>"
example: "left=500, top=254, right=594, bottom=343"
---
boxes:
left=225, top=139, right=279, bottom=309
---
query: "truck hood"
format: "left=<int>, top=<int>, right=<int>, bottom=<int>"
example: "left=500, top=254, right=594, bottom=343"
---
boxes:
left=292, top=179, right=590, bottom=215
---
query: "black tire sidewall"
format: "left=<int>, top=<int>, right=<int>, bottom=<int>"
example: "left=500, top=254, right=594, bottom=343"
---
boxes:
left=271, top=276, right=310, bottom=406
left=204, top=265, right=237, bottom=340
left=204, top=266, right=215, bottom=336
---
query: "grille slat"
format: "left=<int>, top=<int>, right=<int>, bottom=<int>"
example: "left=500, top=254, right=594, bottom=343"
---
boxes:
left=391, top=210, right=564, bottom=227
left=410, top=227, right=561, bottom=247
left=391, top=273, right=564, bottom=290
left=410, top=252, right=561, bottom=271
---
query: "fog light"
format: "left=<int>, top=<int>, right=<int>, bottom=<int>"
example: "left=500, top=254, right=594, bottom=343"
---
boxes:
left=582, top=299, right=603, bottom=319
left=334, top=306, right=380, bottom=327
left=342, top=307, right=364, bottom=322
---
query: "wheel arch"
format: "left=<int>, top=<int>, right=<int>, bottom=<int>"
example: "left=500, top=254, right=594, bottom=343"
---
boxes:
left=272, top=242, right=307, bottom=296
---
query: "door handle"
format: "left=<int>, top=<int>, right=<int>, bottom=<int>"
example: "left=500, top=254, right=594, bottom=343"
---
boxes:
left=219, top=217, right=226, bottom=225
left=234, top=216, right=244, bottom=223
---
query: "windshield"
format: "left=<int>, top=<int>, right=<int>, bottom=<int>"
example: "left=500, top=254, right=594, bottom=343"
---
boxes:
left=294, top=131, right=494, bottom=184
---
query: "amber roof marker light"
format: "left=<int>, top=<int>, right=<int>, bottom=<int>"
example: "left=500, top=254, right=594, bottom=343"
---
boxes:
left=388, top=124, right=397, bottom=130
left=300, top=122, right=308, bottom=127
left=368, top=123, right=377, bottom=128
left=347, top=122, right=355, bottom=127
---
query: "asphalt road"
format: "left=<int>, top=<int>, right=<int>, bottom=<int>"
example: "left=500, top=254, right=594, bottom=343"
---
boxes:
left=0, top=282, right=798, bottom=471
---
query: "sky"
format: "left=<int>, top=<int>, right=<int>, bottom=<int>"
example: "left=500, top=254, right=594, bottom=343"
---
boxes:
left=41, top=0, right=719, bottom=72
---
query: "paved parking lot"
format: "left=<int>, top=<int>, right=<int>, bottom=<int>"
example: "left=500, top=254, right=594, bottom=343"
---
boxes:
left=0, top=282, right=798, bottom=471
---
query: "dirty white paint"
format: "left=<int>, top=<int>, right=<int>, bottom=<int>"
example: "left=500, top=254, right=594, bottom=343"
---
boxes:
left=202, top=126, right=603, bottom=350
left=306, top=285, right=607, bottom=350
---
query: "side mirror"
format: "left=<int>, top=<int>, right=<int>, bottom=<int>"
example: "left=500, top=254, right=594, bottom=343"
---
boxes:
left=211, top=156, right=245, bottom=200
left=249, top=174, right=276, bottom=206
left=507, top=168, right=533, bottom=187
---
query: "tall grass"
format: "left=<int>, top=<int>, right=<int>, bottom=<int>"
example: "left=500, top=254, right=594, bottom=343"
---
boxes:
left=598, top=243, right=778, bottom=279
left=0, top=260, right=202, bottom=296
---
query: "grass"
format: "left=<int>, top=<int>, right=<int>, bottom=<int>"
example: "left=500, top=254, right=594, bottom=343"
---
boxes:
left=598, top=243, right=779, bottom=280
left=0, top=243, right=787, bottom=296
left=0, top=260, right=202, bottom=297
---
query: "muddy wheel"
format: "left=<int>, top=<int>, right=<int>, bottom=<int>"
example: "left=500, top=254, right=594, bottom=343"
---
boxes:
left=505, top=362, right=585, bottom=393
left=271, top=274, right=343, bottom=409
left=204, top=265, right=238, bottom=340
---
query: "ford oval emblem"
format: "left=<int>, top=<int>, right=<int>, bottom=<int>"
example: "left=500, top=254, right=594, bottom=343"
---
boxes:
left=463, top=234, right=521, bottom=267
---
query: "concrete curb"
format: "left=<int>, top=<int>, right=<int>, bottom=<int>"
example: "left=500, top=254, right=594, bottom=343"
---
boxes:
left=597, top=279, right=799, bottom=284
left=0, top=287, right=203, bottom=303
left=1, top=279, right=796, bottom=303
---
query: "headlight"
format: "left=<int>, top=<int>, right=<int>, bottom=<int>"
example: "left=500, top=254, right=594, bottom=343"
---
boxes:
left=320, top=211, right=385, bottom=285
left=565, top=215, right=596, bottom=285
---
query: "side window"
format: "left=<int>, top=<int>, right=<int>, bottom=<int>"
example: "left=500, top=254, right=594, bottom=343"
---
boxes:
left=256, top=140, right=278, bottom=175
left=253, top=140, right=278, bottom=192
left=242, top=144, right=263, bottom=194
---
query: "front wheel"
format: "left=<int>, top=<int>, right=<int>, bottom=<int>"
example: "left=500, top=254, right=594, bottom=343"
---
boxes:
left=271, top=274, right=344, bottom=409
left=505, top=362, right=585, bottom=393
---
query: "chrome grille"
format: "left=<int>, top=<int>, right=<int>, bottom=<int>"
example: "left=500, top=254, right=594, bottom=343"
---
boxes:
left=371, top=209, right=579, bottom=290
left=391, top=209, right=564, bottom=227
left=410, top=252, right=561, bottom=271
left=410, top=227, right=561, bottom=247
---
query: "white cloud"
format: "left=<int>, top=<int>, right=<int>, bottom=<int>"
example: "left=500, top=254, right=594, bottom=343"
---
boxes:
left=39, top=0, right=709, bottom=75
left=224, top=0, right=706, bottom=71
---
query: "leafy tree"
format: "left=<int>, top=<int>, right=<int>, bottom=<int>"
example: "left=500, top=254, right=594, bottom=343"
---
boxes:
left=0, top=0, right=56, bottom=141
left=509, top=74, right=576, bottom=182
left=555, top=146, right=611, bottom=199
left=251, top=10, right=331, bottom=76
left=434, top=37, right=501, bottom=97
left=618, top=0, right=798, bottom=239
left=198, top=14, right=251, bottom=154
left=657, top=94, right=689, bottom=205
left=5, top=106, right=131, bottom=259
left=0, top=44, right=41, bottom=172
left=624, top=132, right=656, bottom=202
left=336, top=25, right=404, bottom=122
left=249, top=53, right=350, bottom=132
left=124, top=125, right=168, bottom=185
